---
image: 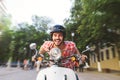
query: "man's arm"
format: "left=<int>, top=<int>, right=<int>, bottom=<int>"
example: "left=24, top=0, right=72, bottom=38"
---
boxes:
left=75, top=47, right=87, bottom=61
left=36, top=47, right=46, bottom=58
left=39, top=47, right=46, bottom=54
left=76, top=47, right=82, bottom=57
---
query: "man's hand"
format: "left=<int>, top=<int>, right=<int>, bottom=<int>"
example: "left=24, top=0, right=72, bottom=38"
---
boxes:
left=81, top=55, right=87, bottom=62
left=36, top=54, right=44, bottom=59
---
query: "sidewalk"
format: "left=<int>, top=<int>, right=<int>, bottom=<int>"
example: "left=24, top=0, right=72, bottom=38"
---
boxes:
left=82, top=68, right=120, bottom=76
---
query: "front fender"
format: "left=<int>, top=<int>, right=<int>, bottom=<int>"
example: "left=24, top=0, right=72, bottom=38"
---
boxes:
left=36, top=66, right=78, bottom=80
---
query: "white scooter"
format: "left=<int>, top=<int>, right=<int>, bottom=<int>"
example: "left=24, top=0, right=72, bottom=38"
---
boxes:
left=36, top=48, right=79, bottom=80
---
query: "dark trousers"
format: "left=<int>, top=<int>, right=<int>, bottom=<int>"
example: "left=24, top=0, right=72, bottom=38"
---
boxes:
left=79, top=64, right=85, bottom=72
left=30, top=61, right=35, bottom=69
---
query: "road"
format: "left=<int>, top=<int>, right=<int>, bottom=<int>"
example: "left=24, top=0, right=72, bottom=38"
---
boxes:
left=0, top=67, right=120, bottom=80
left=0, top=67, right=37, bottom=80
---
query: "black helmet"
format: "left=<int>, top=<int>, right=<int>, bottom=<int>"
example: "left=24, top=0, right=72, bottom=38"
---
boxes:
left=50, top=25, right=66, bottom=39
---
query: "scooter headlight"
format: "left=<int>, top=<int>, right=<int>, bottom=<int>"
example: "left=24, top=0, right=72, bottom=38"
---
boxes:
left=49, top=48, right=61, bottom=61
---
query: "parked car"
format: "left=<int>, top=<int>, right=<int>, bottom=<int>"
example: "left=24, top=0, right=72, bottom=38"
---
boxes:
left=5, top=62, right=24, bottom=67
left=0, top=62, right=7, bottom=67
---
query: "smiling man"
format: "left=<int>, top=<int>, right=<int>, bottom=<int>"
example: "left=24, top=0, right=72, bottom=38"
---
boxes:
left=38, top=24, right=86, bottom=69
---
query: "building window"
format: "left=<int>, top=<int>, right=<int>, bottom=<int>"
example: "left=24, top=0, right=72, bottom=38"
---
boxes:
left=101, top=52, right=104, bottom=61
left=106, top=49, right=109, bottom=59
left=111, top=47, right=116, bottom=58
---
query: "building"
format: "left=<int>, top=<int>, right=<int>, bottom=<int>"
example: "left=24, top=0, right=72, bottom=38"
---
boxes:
left=0, top=0, right=8, bottom=37
left=89, top=44, right=120, bottom=72
left=0, top=0, right=7, bottom=16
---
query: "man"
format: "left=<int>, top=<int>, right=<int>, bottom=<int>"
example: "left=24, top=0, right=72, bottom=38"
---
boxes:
left=79, top=55, right=87, bottom=72
left=38, top=24, right=86, bottom=69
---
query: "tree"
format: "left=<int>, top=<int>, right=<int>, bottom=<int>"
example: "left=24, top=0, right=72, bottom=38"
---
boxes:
left=10, top=15, right=52, bottom=61
left=0, top=15, right=52, bottom=63
left=65, top=0, right=120, bottom=50
left=64, top=0, right=120, bottom=63
left=31, top=15, right=53, bottom=32
left=0, top=14, right=12, bottom=63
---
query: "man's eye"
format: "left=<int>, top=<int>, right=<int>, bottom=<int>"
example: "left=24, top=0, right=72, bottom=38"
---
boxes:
left=54, top=34, right=57, bottom=37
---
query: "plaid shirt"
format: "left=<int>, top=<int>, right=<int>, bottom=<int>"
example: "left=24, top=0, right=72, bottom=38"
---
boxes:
left=41, top=41, right=78, bottom=69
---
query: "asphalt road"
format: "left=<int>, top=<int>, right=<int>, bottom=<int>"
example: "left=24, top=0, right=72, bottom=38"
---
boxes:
left=0, top=67, right=120, bottom=80
left=0, top=67, right=37, bottom=80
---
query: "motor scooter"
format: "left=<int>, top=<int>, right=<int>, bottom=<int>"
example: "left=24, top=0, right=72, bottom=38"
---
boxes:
left=36, top=48, right=80, bottom=80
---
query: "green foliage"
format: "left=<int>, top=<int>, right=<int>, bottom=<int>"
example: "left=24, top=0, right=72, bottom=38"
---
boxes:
left=64, top=0, right=120, bottom=51
left=12, top=22, right=50, bottom=61
left=0, top=15, right=52, bottom=62
left=31, top=15, right=53, bottom=32
left=0, top=14, right=12, bottom=62
left=0, top=15, right=12, bottom=30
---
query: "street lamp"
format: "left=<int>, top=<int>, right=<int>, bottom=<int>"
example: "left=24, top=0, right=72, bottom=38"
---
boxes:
left=24, top=47, right=26, bottom=51
left=23, top=47, right=27, bottom=57
left=71, top=32, right=75, bottom=41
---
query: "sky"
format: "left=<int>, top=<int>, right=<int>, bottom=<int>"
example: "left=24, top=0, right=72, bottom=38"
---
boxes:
left=5, top=0, right=72, bottom=25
